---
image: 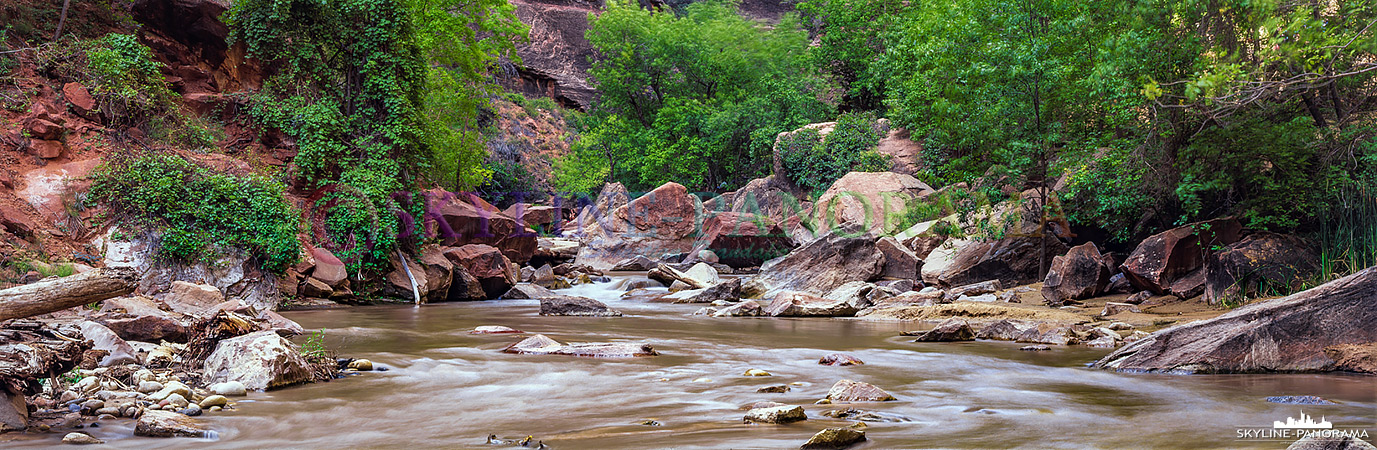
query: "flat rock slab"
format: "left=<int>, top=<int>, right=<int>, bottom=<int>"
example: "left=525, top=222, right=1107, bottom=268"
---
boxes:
left=503, top=334, right=657, bottom=357
left=538, top=296, right=623, bottom=316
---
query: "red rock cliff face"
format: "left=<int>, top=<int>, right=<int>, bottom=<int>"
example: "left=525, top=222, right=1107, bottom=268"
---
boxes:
left=501, top=0, right=797, bottom=111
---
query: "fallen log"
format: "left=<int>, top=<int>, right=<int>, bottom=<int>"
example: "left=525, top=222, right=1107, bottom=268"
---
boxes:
left=0, top=268, right=138, bottom=322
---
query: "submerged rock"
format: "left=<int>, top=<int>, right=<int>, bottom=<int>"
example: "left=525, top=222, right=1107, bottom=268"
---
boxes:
left=743, top=405, right=807, bottom=424
left=801, top=427, right=867, bottom=449
left=538, top=296, right=623, bottom=317
left=1265, top=396, right=1337, bottom=405
left=826, top=379, right=896, bottom=402
left=502, top=334, right=657, bottom=357
left=818, top=353, right=864, bottom=366
left=470, top=325, right=524, bottom=334
left=820, top=408, right=911, bottom=423
left=1286, top=435, right=1377, bottom=450
left=62, top=432, right=104, bottom=444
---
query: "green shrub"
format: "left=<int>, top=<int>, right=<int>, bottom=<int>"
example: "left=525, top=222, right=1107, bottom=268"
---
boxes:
left=778, top=111, right=889, bottom=194
left=90, top=153, right=303, bottom=273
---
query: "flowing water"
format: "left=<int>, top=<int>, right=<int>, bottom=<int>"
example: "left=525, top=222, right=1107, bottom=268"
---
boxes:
left=8, top=276, right=1377, bottom=449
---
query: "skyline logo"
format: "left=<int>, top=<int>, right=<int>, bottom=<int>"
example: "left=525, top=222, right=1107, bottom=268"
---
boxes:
left=1273, top=412, right=1333, bottom=430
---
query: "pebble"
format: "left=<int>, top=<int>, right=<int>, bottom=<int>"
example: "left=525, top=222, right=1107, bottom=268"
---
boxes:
left=209, top=381, right=247, bottom=396
left=209, top=406, right=222, bottom=412
left=199, top=395, right=229, bottom=409
left=59, top=391, right=79, bottom=403
left=61, top=432, right=104, bottom=445
left=180, top=404, right=203, bottom=416
left=96, top=414, right=116, bottom=421
left=743, top=369, right=771, bottom=376
left=137, top=381, right=163, bottom=394
left=94, top=407, right=121, bottom=416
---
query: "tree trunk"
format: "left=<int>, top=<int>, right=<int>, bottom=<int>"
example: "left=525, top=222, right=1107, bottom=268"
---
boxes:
left=53, top=0, right=71, bottom=41
left=0, top=268, right=138, bottom=322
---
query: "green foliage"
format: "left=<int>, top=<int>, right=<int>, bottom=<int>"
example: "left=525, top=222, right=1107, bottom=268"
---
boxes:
left=777, top=111, right=889, bottom=193
left=90, top=154, right=303, bottom=273
left=477, top=158, right=537, bottom=208
left=560, top=0, right=831, bottom=192
left=227, top=0, right=524, bottom=274
left=302, top=328, right=329, bottom=362
left=796, top=0, right=903, bottom=110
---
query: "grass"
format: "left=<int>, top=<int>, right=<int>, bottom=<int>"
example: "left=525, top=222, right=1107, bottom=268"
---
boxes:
left=1314, top=184, right=1377, bottom=284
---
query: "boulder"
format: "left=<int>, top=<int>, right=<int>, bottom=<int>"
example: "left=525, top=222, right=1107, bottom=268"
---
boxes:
left=134, top=410, right=209, bottom=437
left=742, top=405, right=807, bottom=424
left=504, top=203, right=559, bottom=228
left=26, top=139, right=65, bottom=159
left=308, top=247, right=348, bottom=286
left=689, top=212, right=794, bottom=268
left=1324, top=343, right=1377, bottom=374
left=502, top=334, right=657, bottom=357
left=62, top=432, right=104, bottom=444
left=1041, top=242, right=1116, bottom=306
left=24, top=118, right=64, bottom=140
left=1093, top=266, right=1377, bottom=373
left=75, top=321, right=139, bottom=367
left=812, top=172, right=933, bottom=235
left=444, top=244, right=518, bottom=298
left=382, top=250, right=429, bottom=302
left=818, top=353, right=864, bottom=366
left=911, top=318, right=976, bottom=342
left=944, top=280, right=1000, bottom=301
left=500, top=283, right=558, bottom=299
left=923, top=235, right=1068, bottom=289
left=1120, top=217, right=1242, bottom=297
left=611, top=256, right=656, bottom=271
left=415, top=246, right=455, bottom=303
left=826, top=379, right=896, bottom=402
left=0, top=389, right=26, bottom=432
left=202, top=330, right=315, bottom=390
left=711, top=300, right=763, bottom=317
left=534, top=237, right=580, bottom=262
left=765, top=292, right=859, bottom=317
left=876, top=236, right=919, bottom=280
left=1203, top=232, right=1319, bottom=305
left=300, top=277, right=333, bottom=298
left=95, top=313, right=189, bottom=343
left=744, top=227, right=884, bottom=300
left=164, top=281, right=225, bottom=315
left=730, top=176, right=808, bottom=227
left=575, top=182, right=704, bottom=270
left=63, top=82, right=97, bottom=116
left=538, top=296, right=623, bottom=316
left=975, top=319, right=1038, bottom=341
left=667, top=278, right=742, bottom=304
left=425, top=190, right=535, bottom=263
left=447, top=265, right=490, bottom=301
left=801, top=427, right=867, bottom=450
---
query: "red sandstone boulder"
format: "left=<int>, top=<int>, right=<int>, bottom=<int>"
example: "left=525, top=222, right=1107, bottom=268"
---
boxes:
left=812, top=172, right=933, bottom=235
left=1120, top=217, right=1241, bottom=298
left=444, top=244, right=517, bottom=298
left=1042, top=242, right=1116, bottom=306
left=308, top=247, right=348, bottom=287
left=689, top=212, right=794, bottom=268
left=63, top=82, right=97, bottom=116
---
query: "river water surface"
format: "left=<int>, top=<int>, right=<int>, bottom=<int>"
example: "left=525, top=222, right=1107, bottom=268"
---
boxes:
left=11, top=277, right=1377, bottom=449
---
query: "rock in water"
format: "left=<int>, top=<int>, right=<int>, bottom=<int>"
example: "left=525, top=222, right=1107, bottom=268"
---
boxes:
left=134, top=410, right=209, bottom=437
left=743, top=405, right=807, bottom=424
left=801, top=427, right=867, bottom=449
left=500, top=283, right=558, bottom=299
left=202, top=330, right=315, bottom=391
left=470, top=325, right=524, bottom=334
left=62, top=432, right=104, bottom=444
left=911, top=318, right=976, bottom=342
left=1094, top=266, right=1377, bottom=373
left=538, top=296, right=623, bottom=316
left=826, top=379, right=896, bottom=402
left=818, top=353, right=864, bottom=366
left=1286, top=435, right=1377, bottom=450
left=503, top=334, right=657, bottom=357
left=199, top=395, right=229, bottom=409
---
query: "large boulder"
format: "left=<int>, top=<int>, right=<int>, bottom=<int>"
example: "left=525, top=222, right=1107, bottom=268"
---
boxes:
left=1041, top=242, right=1116, bottom=306
left=911, top=318, right=976, bottom=342
left=1203, top=232, right=1319, bottom=305
left=688, top=212, right=794, bottom=268
left=811, top=172, right=933, bottom=235
left=202, top=330, right=315, bottom=391
left=574, top=182, right=704, bottom=270
left=382, top=250, right=429, bottom=302
left=922, top=235, right=1068, bottom=288
left=416, top=245, right=454, bottom=303
left=1120, top=217, right=1242, bottom=297
left=75, top=321, right=139, bottom=367
left=730, top=176, right=808, bottom=227
left=1093, top=266, right=1377, bottom=373
left=743, top=227, right=884, bottom=300
left=307, top=247, right=348, bottom=286
left=425, top=189, right=536, bottom=263
left=444, top=244, right=518, bottom=298
left=876, top=236, right=919, bottom=280
left=134, top=410, right=210, bottom=438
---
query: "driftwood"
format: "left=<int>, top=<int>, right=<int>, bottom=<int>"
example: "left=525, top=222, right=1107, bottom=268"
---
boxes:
left=0, top=268, right=137, bottom=322
left=0, top=321, right=90, bottom=396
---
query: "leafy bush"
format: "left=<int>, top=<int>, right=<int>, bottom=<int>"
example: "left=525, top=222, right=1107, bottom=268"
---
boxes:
left=777, top=111, right=889, bottom=193
left=90, top=153, right=302, bottom=273
left=560, top=0, right=831, bottom=192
